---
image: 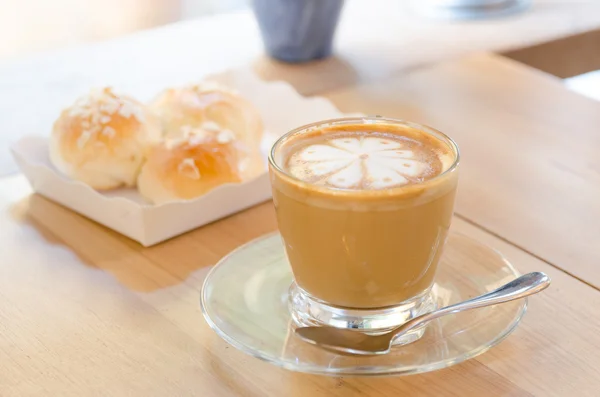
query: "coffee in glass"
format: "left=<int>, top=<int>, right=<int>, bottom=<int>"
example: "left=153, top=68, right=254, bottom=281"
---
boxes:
left=269, top=117, right=459, bottom=340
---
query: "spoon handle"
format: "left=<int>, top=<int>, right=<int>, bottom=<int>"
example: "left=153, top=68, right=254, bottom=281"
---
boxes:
left=391, top=272, right=551, bottom=340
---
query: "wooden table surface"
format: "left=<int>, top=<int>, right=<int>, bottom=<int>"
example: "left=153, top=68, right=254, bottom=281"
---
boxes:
left=326, top=53, right=600, bottom=290
left=3, top=5, right=600, bottom=397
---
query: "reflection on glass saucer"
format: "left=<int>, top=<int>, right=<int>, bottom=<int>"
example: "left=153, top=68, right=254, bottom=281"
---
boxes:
left=200, top=232, right=526, bottom=376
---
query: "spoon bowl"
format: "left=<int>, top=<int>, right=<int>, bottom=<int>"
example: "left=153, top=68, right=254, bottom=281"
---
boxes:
left=295, top=327, right=394, bottom=355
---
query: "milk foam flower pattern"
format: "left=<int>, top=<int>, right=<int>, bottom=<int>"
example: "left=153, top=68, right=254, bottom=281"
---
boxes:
left=288, top=136, right=427, bottom=189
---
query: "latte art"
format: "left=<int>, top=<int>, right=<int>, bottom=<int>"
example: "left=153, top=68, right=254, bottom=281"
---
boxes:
left=286, top=134, right=442, bottom=189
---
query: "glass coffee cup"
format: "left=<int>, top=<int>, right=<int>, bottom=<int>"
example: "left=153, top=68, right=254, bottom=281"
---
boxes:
left=268, top=117, right=459, bottom=341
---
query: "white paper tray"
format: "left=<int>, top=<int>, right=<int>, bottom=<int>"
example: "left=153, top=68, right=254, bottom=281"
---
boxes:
left=11, top=69, right=349, bottom=246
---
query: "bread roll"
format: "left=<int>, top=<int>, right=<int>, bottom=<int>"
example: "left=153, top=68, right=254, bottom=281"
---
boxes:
left=137, top=128, right=241, bottom=204
left=49, top=88, right=162, bottom=190
left=150, top=83, right=263, bottom=149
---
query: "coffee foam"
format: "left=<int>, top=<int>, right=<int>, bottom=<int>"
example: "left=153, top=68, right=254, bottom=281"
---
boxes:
left=285, top=133, right=450, bottom=190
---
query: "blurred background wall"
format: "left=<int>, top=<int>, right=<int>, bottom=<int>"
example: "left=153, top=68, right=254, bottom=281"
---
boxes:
left=0, top=0, right=247, bottom=60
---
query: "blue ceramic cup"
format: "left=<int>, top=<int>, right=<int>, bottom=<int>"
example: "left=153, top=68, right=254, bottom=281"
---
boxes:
left=252, top=0, right=345, bottom=63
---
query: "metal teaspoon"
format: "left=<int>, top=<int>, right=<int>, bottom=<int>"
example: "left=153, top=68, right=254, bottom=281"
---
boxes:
left=295, top=272, right=550, bottom=355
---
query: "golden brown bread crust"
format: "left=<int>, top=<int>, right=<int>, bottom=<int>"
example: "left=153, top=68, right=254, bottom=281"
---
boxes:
left=150, top=83, right=264, bottom=149
left=137, top=131, right=242, bottom=204
left=50, top=84, right=265, bottom=201
left=49, top=88, right=162, bottom=189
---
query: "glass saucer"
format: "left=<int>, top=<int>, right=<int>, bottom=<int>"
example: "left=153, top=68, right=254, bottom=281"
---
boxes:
left=200, top=232, right=526, bottom=376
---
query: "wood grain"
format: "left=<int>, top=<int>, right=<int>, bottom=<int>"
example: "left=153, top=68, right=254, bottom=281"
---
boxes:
left=255, top=0, right=600, bottom=95
left=1, top=174, right=599, bottom=396
left=503, top=28, right=600, bottom=78
left=325, top=53, right=600, bottom=290
left=3, top=24, right=600, bottom=395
